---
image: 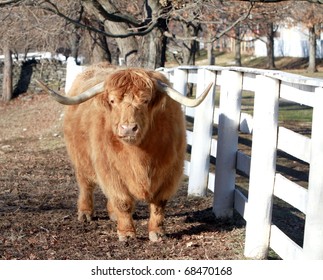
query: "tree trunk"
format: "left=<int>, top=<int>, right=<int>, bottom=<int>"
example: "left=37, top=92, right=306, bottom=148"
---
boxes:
left=308, top=25, right=317, bottom=73
left=266, top=22, right=276, bottom=69
left=90, top=41, right=111, bottom=64
left=139, top=27, right=166, bottom=69
left=82, top=1, right=138, bottom=66
left=181, top=24, right=199, bottom=66
left=105, top=20, right=139, bottom=66
left=136, top=0, right=167, bottom=69
left=207, top=41, right=215, bottom=65
left=87, top=29, right=112, bottom=64
left=82, top=0, right=166, bottom=68
left=69, top=32, right=81, bottom=61
left=234, top=26, right=242, bottom=66
left=2, top=45, right=13, bottom=102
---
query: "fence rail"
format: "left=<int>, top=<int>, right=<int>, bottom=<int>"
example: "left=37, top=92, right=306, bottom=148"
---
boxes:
left=64, top=60, right=323, bottom=260
left=158, top=65, right=323, bottom=260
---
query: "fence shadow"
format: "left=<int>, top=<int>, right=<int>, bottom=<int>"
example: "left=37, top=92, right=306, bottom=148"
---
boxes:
left=272, top=202, right=305, bottom=247
left=13, top=59, right=36, bottom=98
left=168, top=208, right=246, bottom=240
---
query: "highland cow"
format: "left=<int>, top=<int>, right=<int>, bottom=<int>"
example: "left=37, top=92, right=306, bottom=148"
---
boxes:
left=37, top=63, right=212, bottom=241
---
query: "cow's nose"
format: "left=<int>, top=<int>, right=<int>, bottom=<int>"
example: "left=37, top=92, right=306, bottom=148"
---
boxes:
left=119, top=123, right=139, bottom=137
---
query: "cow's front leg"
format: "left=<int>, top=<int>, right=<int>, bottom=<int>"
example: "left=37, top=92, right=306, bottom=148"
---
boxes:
left=76, top=173, right=95, bottom=222
left=107, top=200, right=117, bottom=221
left=148, top=200, right=167, bottom=242
left=111, top=198, right=136, bottom=241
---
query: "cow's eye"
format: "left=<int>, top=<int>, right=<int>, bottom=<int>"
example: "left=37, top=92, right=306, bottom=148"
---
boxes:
left=109, top=98, right=115, bottom=105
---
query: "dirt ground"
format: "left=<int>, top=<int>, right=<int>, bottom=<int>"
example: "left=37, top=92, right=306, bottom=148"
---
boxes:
left=0, top=93, right=246, bottom=260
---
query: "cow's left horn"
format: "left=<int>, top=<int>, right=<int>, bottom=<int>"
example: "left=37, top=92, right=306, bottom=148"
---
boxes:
left=158, top=81, right=214, bottom=107
left=35, top=80, right=105, bottom=105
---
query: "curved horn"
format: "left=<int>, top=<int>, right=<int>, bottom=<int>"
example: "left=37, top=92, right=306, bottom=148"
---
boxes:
left=158, top=81, right=213, bottom=107
left=35, top=80, right=105, bottom=105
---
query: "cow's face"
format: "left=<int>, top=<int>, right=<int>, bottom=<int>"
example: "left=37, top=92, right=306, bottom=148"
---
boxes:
left=103, top=69, right=166, bottom=145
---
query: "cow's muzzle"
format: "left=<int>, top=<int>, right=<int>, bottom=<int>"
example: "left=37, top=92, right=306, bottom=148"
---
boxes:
left=118, top=123, right=139, bottom=143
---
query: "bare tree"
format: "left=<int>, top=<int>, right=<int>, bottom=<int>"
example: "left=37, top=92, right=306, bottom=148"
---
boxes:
left=246, top=1, right=323, bottom=72
left=216, top=1, right=254, bottom=66
left=2, top=0, right=323, bottom=95
left=289, top=2, right=323, bottom=72
left=33, top=1, right=256, bottom=68
left=2, top=44, right=13, bottom=101
left=0, top=0, right=82, bottom=101
left=241, top=2, right=293, bottom=69
left=37, top=0, right=169, bottom=68
left=164, top=0, right=253, bottom=65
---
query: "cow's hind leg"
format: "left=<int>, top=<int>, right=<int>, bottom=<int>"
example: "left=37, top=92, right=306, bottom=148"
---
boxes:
left=111, top=198, right=136, bottom=241
left=76, top=172, right=95, bottom=222
left=148, top=200, right=167, bottom=242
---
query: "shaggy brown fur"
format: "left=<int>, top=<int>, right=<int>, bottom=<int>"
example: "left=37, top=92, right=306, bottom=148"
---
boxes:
left=63, top=63, right=186, bottom=241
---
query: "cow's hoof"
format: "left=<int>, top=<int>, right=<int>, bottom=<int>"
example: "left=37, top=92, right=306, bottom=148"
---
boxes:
left=78, top=211, right=92, bottom=222
left=149, top=231, right=164, bottom=242
left=117, top=230, right=136, bottom=241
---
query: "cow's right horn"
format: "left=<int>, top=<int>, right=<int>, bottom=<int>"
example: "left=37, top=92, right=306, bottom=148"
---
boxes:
left=158, top=81, right=214, bottom=107
left=35, top=80, right=105, bottom=105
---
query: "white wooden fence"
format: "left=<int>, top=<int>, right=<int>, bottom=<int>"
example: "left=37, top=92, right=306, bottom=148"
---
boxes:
left=158, top=66, right=323, bottom=260
left=64, top=59, right=323, bottom=260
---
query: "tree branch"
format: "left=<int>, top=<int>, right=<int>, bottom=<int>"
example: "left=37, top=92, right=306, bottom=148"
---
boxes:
left=38, top=0, right=159, bottom=38
left=95, top=0, right=142, bottom=27
left=211, top=3, right=254, bottom=42
left=165, top=2, right=254, bottom=44
left=0, top=0, right=22, bottom=7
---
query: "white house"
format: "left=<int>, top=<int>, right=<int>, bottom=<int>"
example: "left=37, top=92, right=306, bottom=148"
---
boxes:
left=254, top=23, right=323, bottom=58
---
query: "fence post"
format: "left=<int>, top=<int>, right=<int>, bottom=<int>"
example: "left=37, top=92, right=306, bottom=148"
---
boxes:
left=244, top=75, right=279, bottom=259
left=302, top=87, right=323, bottom=260
left=172, top=68, right=188, bottom=96
left=213, top=70, right=243, bottom=218
left=65, top=57, right=84, bottom=94
left=187, top=68, right=216, bottom=196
